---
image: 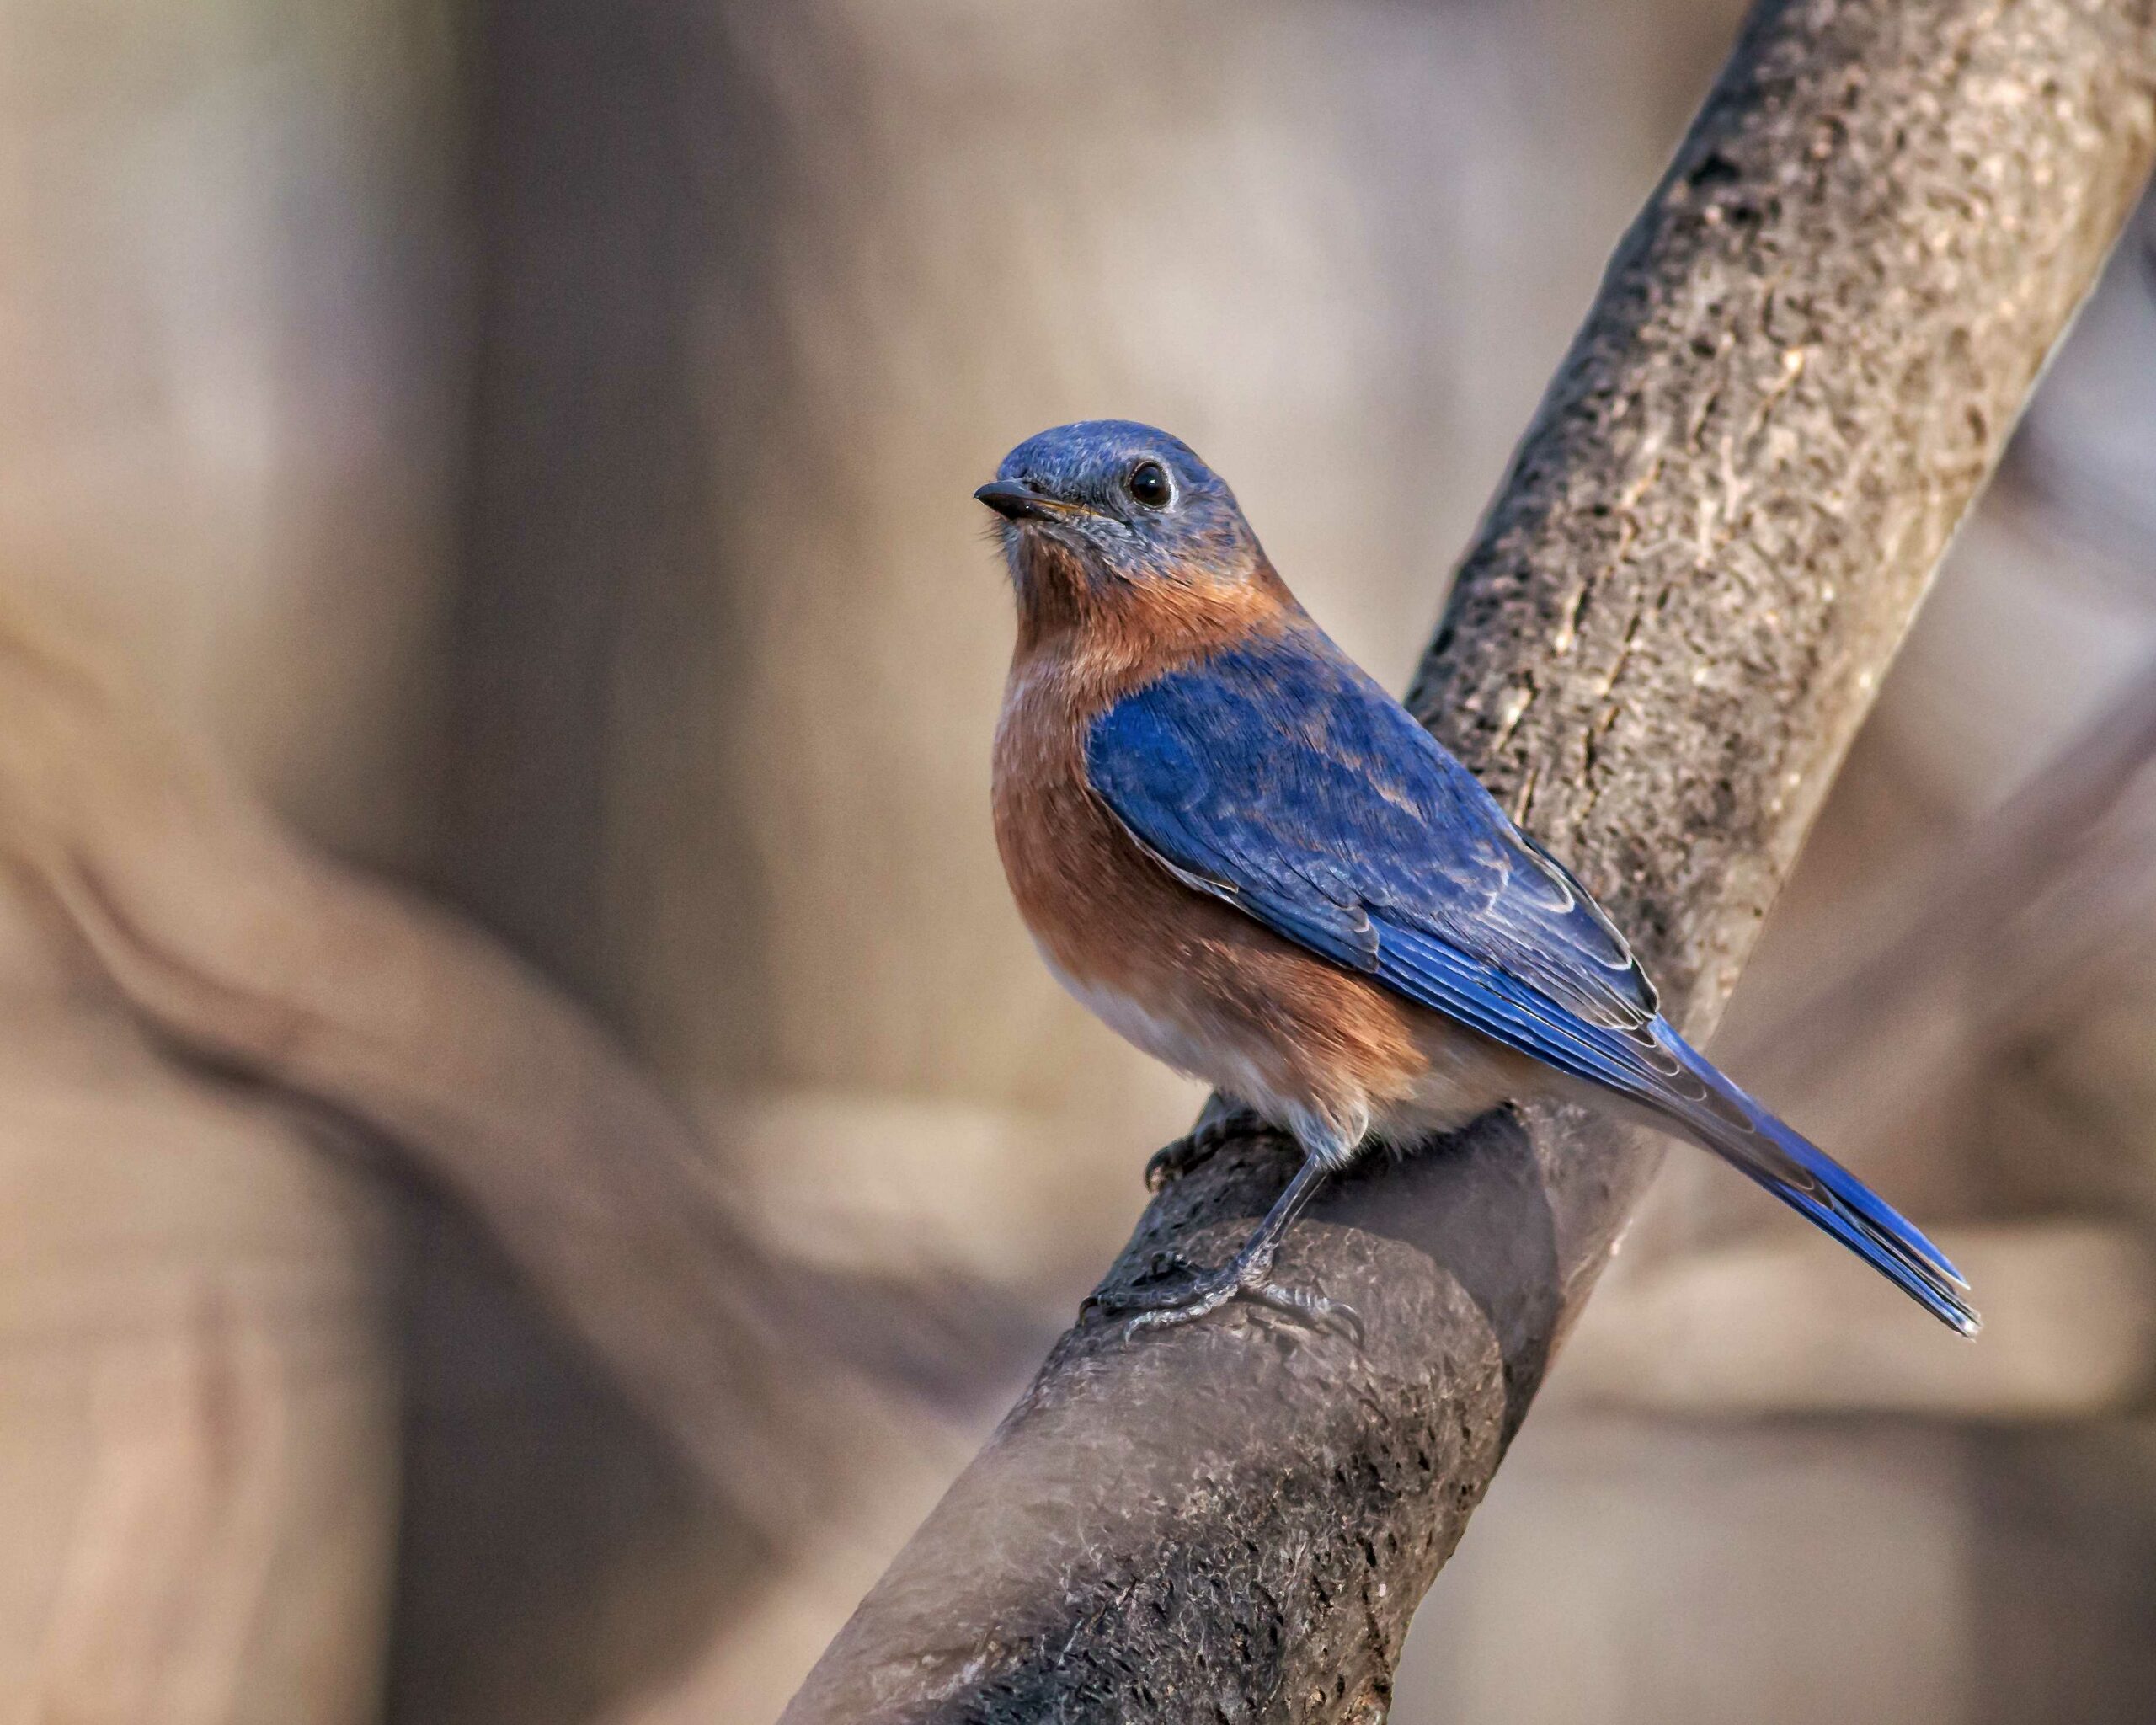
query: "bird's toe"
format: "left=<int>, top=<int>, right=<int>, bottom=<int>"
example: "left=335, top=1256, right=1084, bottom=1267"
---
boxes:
left=1087, top=1252, right=1360, bottom=1345
left=1143, top=1108, right=1291, bottom=1191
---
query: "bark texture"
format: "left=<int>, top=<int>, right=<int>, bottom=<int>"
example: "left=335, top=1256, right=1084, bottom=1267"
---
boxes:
left=784, top=2, right=2156, bottom=1719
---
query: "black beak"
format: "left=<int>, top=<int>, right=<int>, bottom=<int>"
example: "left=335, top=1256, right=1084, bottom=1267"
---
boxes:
left=974, top=479, right=1069, bottom=523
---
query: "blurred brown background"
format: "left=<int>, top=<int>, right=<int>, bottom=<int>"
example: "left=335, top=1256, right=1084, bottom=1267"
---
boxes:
left=3, top=1, right=2154, bottom=1721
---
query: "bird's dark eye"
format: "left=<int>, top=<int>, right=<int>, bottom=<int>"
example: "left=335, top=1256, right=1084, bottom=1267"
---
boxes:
left=1126, top=460, right=1173, bottom=509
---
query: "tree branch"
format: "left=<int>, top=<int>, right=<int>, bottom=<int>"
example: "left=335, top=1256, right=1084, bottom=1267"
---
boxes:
left=783, top=1, right=2156, bottom=1717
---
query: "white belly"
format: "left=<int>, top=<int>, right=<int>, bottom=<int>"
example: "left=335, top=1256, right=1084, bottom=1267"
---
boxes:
left=1043, top=951, right=1282, bottom=1110
left=1038, top=943, right=1530, bottom=1164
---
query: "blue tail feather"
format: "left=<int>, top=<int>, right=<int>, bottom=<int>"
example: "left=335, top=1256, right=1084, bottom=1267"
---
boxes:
left=1654, top=1025, right=1980, bottom=1338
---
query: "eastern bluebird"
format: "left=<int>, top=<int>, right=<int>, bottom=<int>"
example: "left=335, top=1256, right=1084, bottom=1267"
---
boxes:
left=979, top=419, right=1977, bottom=1338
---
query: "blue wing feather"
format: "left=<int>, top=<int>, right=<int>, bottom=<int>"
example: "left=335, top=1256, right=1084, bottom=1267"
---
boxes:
left=1084, top=632, right=1658, bottom=1030
left=1085, top=628, right=1977, bottom=1335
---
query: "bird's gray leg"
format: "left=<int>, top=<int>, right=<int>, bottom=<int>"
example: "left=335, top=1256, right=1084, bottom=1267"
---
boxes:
left=1094, top=1149, right=1364, bottom=1343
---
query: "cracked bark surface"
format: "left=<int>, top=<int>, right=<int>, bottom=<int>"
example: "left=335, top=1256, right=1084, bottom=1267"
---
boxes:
left=784, top=1, right=2156, bottom=1719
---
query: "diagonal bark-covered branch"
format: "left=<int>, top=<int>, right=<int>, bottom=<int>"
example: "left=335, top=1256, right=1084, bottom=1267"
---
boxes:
left=785, top=2, right=2156, bottom=1718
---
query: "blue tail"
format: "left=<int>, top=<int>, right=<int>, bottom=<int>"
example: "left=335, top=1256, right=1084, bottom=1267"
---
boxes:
left=1653, top=1024, right=1979, bottom=1337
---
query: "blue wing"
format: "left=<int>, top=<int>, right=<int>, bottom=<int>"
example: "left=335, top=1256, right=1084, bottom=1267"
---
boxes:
left=1085, top=630, right=1977, bottom=1335
left=1084, top=632, right=1665, bottom=1083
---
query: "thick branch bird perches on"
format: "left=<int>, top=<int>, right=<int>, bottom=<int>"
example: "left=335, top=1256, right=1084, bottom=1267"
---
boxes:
left=785, top=1, right=2156, bottom=1719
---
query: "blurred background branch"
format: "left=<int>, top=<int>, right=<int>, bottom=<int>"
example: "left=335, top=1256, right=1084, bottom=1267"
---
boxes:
left=0, top=601, right=1003, bottom=1516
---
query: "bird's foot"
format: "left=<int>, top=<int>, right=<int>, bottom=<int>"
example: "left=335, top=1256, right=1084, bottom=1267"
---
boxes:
left=1143, top=1132, right=1222, bottom=1193
left=1144, top=1103, right=1285, bottom=1192
left=1087, top=1247, right=1364, bottom=1344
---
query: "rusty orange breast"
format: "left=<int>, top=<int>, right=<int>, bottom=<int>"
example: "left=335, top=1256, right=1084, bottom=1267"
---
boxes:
left=990, top=612, right=1433, bottom=1130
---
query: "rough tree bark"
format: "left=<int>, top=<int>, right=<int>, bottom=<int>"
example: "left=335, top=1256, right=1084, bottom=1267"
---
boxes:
left=783, top=2, right=2156, bottom=1719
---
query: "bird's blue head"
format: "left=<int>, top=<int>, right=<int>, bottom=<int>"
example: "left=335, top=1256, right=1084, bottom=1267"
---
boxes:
left=976, top=421, right=1269, bottom=624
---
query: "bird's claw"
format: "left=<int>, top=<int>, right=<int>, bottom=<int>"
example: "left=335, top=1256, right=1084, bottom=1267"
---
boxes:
left=1143, top=1108, right=1287, bottom=1192
left=1086, top=1253, right=1364, bottom=1345
left=1231, top=1278, right=1366, bottom=1346
left=1077, top=1247, right=1198, bottom=1320
left=1144, top=1127, right=1224, bottom=1192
